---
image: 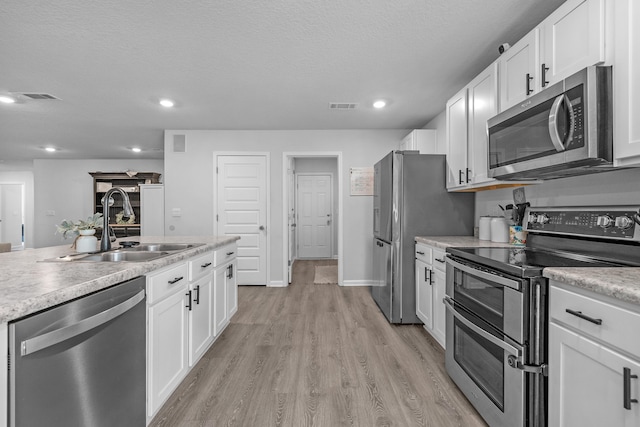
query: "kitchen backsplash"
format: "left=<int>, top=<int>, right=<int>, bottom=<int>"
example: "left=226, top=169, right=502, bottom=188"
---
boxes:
left=475, top=167, right=640, bottom=224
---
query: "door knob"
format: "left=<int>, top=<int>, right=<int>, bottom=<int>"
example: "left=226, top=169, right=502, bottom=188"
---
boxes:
left=259, top=225, right=265, bottom=231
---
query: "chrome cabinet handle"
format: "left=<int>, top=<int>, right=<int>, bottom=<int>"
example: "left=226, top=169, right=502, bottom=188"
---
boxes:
left=624, top=367, right=638, bottom=410
left=444, top=296, right=522, bottom=357
left=168, top=276, right=184, bottom=284
left=21, top=290, right=145, bottom=356
left=565, top=308, right=602, bottom=325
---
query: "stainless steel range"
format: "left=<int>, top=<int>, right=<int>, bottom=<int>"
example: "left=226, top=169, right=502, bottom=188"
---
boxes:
left=444, top=205, right=640, bottom=427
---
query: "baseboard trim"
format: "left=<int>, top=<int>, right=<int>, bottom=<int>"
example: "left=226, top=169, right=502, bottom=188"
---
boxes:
left=340, top=280, right=374, bottom=287
left=268, top=280, right=287, bottom=288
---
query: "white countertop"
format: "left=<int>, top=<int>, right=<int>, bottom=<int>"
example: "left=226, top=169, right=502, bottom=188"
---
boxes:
left=0, top=236, right=239, bottom=323
left=415, top=235, right=640, bottom=306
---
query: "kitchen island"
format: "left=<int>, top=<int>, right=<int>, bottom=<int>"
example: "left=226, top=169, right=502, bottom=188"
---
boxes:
left=0, top=235, right=239, bottom=427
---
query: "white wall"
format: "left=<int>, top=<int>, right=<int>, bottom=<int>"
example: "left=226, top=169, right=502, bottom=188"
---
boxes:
left=476, top=168, right=640, bottom=217
left=164, top=130, right=403, bottom=285
left=424, top=110, right=446, bottom=154
left=0, top=165, right=34, bottom=248
left=294, top=157, right=339, bottom=257
left=33, top=159, right=164, bottom=248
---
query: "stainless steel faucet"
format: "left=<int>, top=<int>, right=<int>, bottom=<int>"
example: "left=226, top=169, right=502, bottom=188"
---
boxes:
left=100, top=187, right=134, bottom=252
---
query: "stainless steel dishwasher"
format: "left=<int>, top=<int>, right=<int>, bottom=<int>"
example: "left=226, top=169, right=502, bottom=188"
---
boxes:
left=8, top=276, right=146, bottom=427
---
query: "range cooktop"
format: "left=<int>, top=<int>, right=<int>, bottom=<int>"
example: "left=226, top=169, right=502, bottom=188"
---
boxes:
left=447, top=206, right=640, bottom=278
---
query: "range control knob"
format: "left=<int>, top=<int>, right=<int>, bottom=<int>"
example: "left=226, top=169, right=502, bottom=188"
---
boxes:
left=537, top=214, right=550, bottom=224
left=615, top=215, right=634, bottom=230
left=597, top=215, right=614, bottom=228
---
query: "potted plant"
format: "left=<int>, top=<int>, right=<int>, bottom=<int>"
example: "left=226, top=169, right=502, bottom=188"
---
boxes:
left=56, top=213, right=103, bottom=252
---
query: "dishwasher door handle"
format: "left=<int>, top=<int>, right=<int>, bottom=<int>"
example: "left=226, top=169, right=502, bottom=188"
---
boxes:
left=21, top=289, right=146, bottom=356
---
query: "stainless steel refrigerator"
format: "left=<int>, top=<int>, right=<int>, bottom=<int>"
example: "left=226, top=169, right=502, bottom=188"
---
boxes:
left=372, top=151, right=474, bottom=324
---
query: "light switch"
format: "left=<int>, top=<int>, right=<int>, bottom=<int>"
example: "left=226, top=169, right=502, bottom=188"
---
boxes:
left=171, top=208, right=181, bottom=217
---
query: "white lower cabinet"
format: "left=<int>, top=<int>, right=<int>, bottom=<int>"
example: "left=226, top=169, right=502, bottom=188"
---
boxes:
left=147, top=244, right=237, bottom=422
left=549, top=281, right=640, bottom=426
left=415, top=242, right=446, bottom=348
left=188, top=273, right=214, bottom=365
left=147, top=268, right=189, bottom=419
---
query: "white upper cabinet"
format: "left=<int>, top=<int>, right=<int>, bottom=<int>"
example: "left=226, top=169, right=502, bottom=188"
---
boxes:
left=499, top=29, right=540, bottom=111
left=399, top=129, right=439, bottom=154
left=499, top=0, right=606, bottom=112
left=540, top=0, right=605, bottom=88
left=613, top=0, right=640, bottom=166
left=445, top=87, right=468, bottom=190
left=467, top=62, right=500, bottom=185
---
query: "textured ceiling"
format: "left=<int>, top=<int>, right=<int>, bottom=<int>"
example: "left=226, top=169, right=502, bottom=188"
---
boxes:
left=0, top=0, right=565, bottom=161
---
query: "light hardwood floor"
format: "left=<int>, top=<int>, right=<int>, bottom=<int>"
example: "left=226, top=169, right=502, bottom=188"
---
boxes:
left=149, top=260, right=487, bottom=426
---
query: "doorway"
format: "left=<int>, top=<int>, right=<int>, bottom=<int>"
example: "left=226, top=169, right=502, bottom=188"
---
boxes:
left=282, top=153, right=342, bottom=285
left=296, top=173, right=333, bottom=259
left=0, top=183, right=25, bottom=250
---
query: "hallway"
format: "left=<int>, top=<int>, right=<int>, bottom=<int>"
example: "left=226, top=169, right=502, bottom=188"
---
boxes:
left=149, top=260, right=486, bottom=426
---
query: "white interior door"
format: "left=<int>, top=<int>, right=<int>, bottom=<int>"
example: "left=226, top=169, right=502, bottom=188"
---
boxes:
left=287, top=161, right=296, bottom=283
left=216, top=155, right=268, bottom=285
left=0, top=184, right=24, bottom=249
left=296, top=174, right=332, bottom=259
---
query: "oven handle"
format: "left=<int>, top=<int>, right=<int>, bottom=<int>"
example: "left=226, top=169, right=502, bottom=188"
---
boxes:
left=443, top=296, right=522, bottom=358
left=446, top=256, right=521, bottom=291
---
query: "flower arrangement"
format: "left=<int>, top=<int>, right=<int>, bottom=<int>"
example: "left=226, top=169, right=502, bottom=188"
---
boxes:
left=55, top=213, right=104, bottom=239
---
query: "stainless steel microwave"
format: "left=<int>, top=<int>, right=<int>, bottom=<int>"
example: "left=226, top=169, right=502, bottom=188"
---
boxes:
left=487, top=66, right=614, bottom=180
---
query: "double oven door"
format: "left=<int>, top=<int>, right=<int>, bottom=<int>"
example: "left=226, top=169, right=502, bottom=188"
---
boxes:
left=444, top=255, right=545, bottom=427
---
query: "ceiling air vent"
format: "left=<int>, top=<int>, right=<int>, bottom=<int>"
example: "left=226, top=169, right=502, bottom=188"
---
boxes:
left=329, top=102, right=358, bottom=110
left=20, top=93, right=60, bottom=100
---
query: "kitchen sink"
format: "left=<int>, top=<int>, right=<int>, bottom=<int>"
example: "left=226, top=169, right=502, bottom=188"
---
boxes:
left=42, top=242, right=204, bottom=263
left=119, top=243, right=203, bottom=252
left=78, top=251, right=170, bottom=262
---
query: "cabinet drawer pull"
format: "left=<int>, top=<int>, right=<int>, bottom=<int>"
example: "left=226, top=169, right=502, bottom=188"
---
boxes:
left=623, top=367, right=638, bottom=410
left=226, top=251, right=235, bottom=256
left=416, top=251, right=425, bottom=255
left=466, top=168, right=471, bottom=183
left=565, top=308, right=602, bottom=325
left=168, top=276, right=184, bottom=285
left=435, top=257, right=445, bottom=263
left=201, top=262, right=212, bottom=268
left=458, top=169, right=464, bottom=185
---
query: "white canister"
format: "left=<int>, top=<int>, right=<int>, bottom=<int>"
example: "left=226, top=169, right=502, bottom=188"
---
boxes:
left=478, top=216, right=492, bottom=240
left=76, top=229, right=98, bottom=253
left=490, top=217, right=509, bottom=243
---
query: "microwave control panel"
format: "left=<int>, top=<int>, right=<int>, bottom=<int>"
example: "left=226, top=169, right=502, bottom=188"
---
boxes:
left=524, top=206, right=640, bottom=241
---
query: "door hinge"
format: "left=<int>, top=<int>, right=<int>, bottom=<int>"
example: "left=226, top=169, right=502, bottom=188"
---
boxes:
left=216, top=166, right=218, bottom=174
left=216, top=214, right=219, bottom=222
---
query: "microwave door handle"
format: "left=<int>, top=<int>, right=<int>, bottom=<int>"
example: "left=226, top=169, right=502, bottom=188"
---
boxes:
left=446, top=256, right=521, bottom=291
left=548, top=94, right=575, bottom=152
left=443, top=296, right=522, bottom=358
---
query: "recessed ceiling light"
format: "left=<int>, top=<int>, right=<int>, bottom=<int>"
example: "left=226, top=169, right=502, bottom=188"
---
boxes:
left=373, top=100, right=387, bottom=109
left=159, top=99, right=175, bottom=108
left=131, top=147, right=142, bottom=153
left=0, top=96, right=16, bottom=104
left=45, top=147, right=56, bottom=152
